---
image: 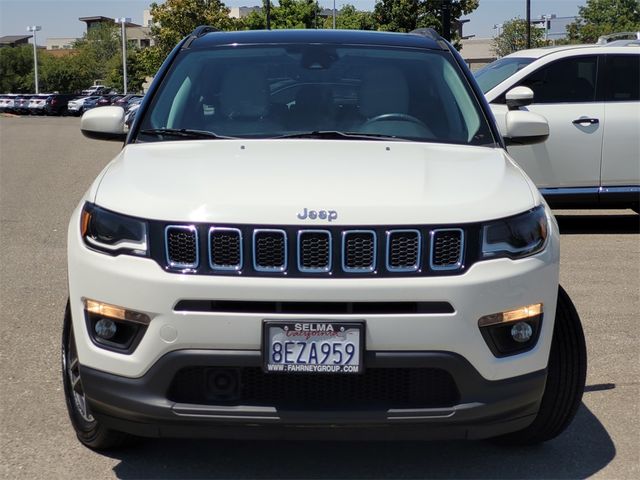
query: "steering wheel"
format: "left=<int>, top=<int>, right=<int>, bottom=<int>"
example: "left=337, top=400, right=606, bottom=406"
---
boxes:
left=363, top=113, right=429, bottom=129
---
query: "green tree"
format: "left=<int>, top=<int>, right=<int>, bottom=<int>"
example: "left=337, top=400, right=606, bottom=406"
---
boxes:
left=373, top=0, right=479, bottom=48
left=148, top=0, right=238, bottom=58
left=39, top=53, right=93, bottom=93
left=243, top=1, right=322, bottom=30
left=0, top=45, right=35, bottom=92
left=567, top=0, right=640, bottom=43
left=492, top=18, right=547, bottom=57
left=72, top=23, right=121, bottom=85
left=323, top=4, right=376, bottom=30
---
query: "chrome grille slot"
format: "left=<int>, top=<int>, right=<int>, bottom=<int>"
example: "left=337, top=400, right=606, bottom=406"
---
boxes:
left=165, top=225, right=199, bottom=268
left=430, top=229, right=464, bottom=270
left=387, top=230, right=421, bottom=272
left=297, top=230, right=331, bottom=273
left=342, top=230, right=376, bottom=272
left=253, top=229, right=287, bottom=272
left=209, top=227, right=242, bottom=271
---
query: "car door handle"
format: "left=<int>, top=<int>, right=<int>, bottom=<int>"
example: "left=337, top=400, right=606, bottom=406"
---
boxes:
left=572, top=118, right=599, bottom=125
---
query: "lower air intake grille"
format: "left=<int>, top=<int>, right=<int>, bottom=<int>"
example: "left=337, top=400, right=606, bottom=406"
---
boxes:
left=343, top=231, right=376, bottom=272
left=168, top=367, right=460, bottom=409
left=253, top=230, right=286, bottom=271
left=166, top=226, right=198, bottom=268
left=431, top=229, right=463, bottom=270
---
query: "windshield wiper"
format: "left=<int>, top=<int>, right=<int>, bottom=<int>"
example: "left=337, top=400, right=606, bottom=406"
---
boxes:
left=139, top=128, right=234, bottom=140
left=273, top=130, right=409, bottom=141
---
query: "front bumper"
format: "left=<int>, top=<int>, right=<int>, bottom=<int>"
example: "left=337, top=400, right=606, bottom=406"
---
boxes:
left=81, top=350, right=546, bottom=440
left=67, top=203, right=560, bottom=381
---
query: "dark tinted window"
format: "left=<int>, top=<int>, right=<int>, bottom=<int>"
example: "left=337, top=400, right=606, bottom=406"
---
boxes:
left=519, top=56, right=598, bottom=104
left=606, top=55, right=640, bottom=101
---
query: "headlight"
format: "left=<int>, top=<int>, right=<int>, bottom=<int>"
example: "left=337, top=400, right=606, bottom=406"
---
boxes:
left=81, top=203, right=148, bottom=256
left=481, top=206, right=548, bottom=259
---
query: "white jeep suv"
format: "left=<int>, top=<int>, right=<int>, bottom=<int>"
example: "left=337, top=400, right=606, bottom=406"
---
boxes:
left=64, top=28, right=586, bottom=449
left=475, top=39, right=640, bottom=211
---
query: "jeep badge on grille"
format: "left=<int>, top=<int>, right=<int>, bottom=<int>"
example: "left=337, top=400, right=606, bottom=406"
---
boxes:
left=297, top=208, right=338, bottom=222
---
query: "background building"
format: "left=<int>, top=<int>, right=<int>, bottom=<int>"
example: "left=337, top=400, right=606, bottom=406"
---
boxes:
left=0, top=35, right=32, bottom=48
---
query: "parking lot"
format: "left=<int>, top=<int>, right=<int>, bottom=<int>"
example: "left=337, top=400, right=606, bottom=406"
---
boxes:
left=0, top=115, right=638, bottom=479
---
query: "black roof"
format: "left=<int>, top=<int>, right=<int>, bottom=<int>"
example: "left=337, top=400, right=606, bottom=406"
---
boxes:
left=189, top=29, right=447, bottom=51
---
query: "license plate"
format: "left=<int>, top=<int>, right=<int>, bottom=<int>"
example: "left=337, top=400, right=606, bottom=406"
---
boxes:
left=263, top=321, right=364, bottom=374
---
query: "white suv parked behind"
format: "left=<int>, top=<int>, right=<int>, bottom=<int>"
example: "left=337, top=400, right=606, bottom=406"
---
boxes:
left=65, top=28, right=586, bottom=449
left=476, top=40, right=640, bottom=211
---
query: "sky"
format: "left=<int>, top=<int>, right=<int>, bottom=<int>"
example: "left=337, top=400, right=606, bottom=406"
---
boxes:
left=0, top=0, right=587, bottom=41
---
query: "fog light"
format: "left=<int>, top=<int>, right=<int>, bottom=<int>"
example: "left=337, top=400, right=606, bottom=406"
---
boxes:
left=478, top=303, right=543, bottom=357
left=94, top=318, right=117, bottom=339
left=511, top=322, right=533, bottom=343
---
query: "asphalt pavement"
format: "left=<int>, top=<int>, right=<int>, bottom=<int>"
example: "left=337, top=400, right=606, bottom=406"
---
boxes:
left=1, top=115, right=638, bottom=479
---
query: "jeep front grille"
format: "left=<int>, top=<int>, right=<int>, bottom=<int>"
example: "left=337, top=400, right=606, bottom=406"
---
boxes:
left=209, top=228, right=242, bottom=271
left=160, top=224, right=467, bottom=277
left=253, top=229, right=287, bottom=272
left=342, top=230, right=376, bottom=272
left=298, top=230, right=331, bottom=272
left=387, top=230, right=421, bottom=272
left=165, top=226, right=198, bottom=268
left=430, top=229, right=464, bottom=270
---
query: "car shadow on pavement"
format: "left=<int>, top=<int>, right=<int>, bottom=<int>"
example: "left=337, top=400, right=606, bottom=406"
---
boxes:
left=555, top=212, right=639, bottom=235
left=108, top=402, right=615, bottom=479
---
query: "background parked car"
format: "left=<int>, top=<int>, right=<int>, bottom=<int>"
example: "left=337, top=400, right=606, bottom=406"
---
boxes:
left=475, top=38, right=639, bottom=211
left=13, top=95, right=33, bottom=114
left=68, top=96, right=99, bottom=116
left=27, top=94, right=51, bottom=115
left=96, top=95, right=121, bottom=107
left=44, top=94, right=76, bottom=116
left=113, top=94, right=143, bottom=109
left=0, top=94, right=18, bottom=113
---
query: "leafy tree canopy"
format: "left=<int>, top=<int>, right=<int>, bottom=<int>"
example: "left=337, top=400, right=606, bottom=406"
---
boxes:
left=567, top=0, right=640, bottom=43
left=373, top=0, right=479, bottom=48
left=324, top=4, right=376, bottom=30
left=492, top=18, right=546, bottom=57
left=0, top=45, right=35, bottom=93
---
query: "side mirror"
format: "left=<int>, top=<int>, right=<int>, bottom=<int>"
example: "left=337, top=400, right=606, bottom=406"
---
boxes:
left=80, top=106, right=126, bottom=141
left=504, top=110, right=549, bottom=146
left=505, top=86, right=534, bottom=111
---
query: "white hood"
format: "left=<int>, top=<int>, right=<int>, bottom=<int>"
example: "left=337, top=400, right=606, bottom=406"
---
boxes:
left=94, top=139, right=536, bottom=225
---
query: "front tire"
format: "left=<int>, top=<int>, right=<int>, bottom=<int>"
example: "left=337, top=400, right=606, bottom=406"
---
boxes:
left=62, top=300, right=131, bottom=450
left=495, top=286, right=587, bottom=445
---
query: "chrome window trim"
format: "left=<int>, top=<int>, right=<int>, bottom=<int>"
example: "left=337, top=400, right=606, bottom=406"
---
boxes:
left=341, top=230, right=377, bottom=273
left=253, top=229, right=288, bottom=272
left=297, top=229, right=332, bottom=273
left=386, top=229, right=422, bottom=272
left=208, top=227, right=243, bottom=271
left=429, top=228, right=464, bottom=271
left=165, top=225, right=199, bottom=269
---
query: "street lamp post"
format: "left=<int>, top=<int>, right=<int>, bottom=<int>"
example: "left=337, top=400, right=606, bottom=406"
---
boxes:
left=115, top=18, right=131, bottom=94
left=26, top=26, right=41, bottom=94
left=333, top=0, right=336, bottom=29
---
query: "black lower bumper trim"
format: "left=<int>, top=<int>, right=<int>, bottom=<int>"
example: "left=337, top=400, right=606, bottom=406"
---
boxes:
left=80, top=350, right=547, bottom=440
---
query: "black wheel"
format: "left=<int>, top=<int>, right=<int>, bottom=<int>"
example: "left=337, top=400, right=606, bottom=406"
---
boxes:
left=494, top=285, right=587, bottom=445
left=62, top=300, right=131, bottom=450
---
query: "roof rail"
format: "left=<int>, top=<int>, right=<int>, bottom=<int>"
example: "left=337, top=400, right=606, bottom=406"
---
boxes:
left=596, top=31, right=640, bottom=45
left=410, top=28, right=442, bottom=41
left=191, top=25, right=220, bottom=38
left=409, top=28, right=449, bottom=50
left=182, top=25, right=220, bottom=49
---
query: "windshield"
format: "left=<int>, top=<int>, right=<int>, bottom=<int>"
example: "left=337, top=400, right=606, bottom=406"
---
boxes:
left=474, top=57, right=534, bottom=93
left=137, top=44, right=495, bottom=146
